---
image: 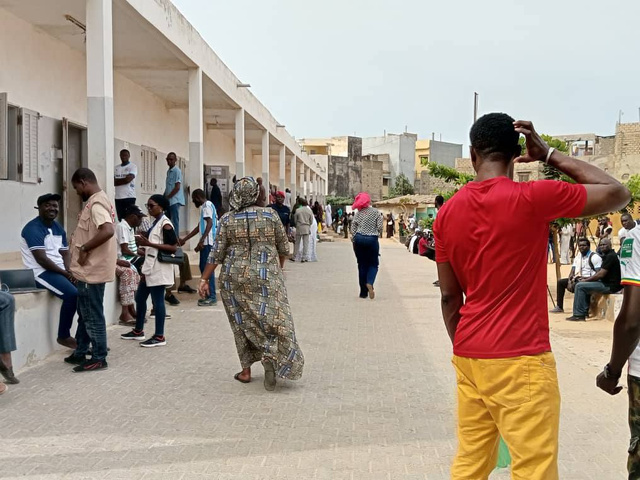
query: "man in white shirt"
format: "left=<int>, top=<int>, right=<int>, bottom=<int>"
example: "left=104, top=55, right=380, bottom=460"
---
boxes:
left=550, top=237, right=602, bottom=313
left=180, top=189, right=217, bottom=306
left=115, top=205, right=145, bottom=325
left=618, top=212, right=636, bottom=246
left=285, top=188, right=293, bottom=210
left=597, top=222, right=640, bottom=476
left=114, top=149, right=138, bottom=221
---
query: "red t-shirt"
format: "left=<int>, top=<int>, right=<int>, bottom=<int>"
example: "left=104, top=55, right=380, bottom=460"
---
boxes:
left=418, top=237, right=429, bottom=256
left=434, top=177, right=587, bottom=359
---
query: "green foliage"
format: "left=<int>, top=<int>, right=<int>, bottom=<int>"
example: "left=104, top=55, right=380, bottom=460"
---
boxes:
left=389, top=174, right=415, bottom=196
left=427, top=162, right=474, bottom=186
left=625, top=174, right=640, bottom=212
left=418, top=218, right=434, bottom=230
left=419, top=155, right=429, bottom=167
left=326, top=195, right=354, bottom=206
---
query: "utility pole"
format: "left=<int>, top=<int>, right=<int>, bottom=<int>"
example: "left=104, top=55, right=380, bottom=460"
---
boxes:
left=473, top=92, right=479, bottom=123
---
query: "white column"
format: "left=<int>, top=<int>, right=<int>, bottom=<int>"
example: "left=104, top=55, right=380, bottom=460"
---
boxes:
left=261, top=130, right=269, bottom=188
left=188, top=67, right=203, bottom=233
left=279, top=145, right=286, bottom=191
left=235, top=108, right=245, bottom=177
left=304, top=165, right=310, bottom=200
left=86, top=0, right=114, bottom=198
left=290, top=155, right=297, bottom=201
left=299, top=165, right=305, bottom=200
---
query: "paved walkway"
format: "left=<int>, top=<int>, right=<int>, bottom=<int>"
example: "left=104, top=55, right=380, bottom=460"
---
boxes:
left=0, top=239, right=630, bottom=479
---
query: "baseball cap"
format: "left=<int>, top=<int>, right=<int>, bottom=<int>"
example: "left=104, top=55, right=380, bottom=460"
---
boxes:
left=36, top=193, right=61, bottom=207
left=124, top=205, right=147, bottom=217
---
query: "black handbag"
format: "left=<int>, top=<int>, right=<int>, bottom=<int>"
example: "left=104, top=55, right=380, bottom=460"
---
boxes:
left=157, top=247, right=185, bottom=265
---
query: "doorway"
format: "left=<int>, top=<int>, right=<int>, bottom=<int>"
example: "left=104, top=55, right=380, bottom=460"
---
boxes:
left=62, top=118, right=87, bottom=233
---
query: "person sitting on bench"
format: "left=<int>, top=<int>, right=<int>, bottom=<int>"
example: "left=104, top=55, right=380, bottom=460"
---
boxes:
left=0, top=291, right=19, bottom=394
left=20, top=194, right=77, bottom=349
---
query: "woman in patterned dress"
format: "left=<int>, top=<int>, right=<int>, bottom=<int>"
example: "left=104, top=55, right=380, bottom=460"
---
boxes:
left=198, top=177, right=304, bottom=391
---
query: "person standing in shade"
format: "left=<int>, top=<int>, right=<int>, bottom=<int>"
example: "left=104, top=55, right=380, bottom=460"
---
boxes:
left=20, top=193, right=77, bottom=350
left=435, top=114, right=629, bottom=480
left=209, top=177, right=223, bottom=218
left=284, top=188, right=292, bottom=209
left=350, top=193, right=384, bottom=299
left=293, top=199, right=313, bottom=262
left=385, top=213, right=395, bottom=238
left=269, top=191, right=291, bottom=235
left=256, top=177, right=268, bottom=207
left=115, top=205, right=145, bottom=325
left=618, top=212, right=636, bottom=246
left=180, top=189, right=218, bottom=307
left=114, top=149, right=137, bottom=221
left=163, top=152, right=185, bottom=235
left=66, top=168, right=117, bottom=372
left=121, top=194, right=178, bottom=347
left=198, top=177, right=303, bottom=391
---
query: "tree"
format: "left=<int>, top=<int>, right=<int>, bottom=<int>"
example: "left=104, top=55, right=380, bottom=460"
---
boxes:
left=426, top=161, right=473, bottom=200
left=390, top=174, right=415, bottom=196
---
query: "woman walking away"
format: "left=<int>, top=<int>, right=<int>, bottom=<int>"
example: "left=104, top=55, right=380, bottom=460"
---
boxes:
left=386, top=213, right=395, bottom=238
left=351, top=193, right=383, bottom=299
left=198, top=177, right=304, bottom=391
left=121, top=194, right=179, bottom=347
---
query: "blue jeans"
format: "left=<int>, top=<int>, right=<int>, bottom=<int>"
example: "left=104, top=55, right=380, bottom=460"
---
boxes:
left=353, top=233, right=380, bottom=297
left=199, top=245, right=217, bottom=301
left=75, top=281, right=108, bottom=361
left=0, top=291, right=16, bottom=353
left=135, top=281, right=166, bottom=337
left=573, top=281, right=610, bottom=317
left=168, top=204, right=181, bottom=235
left=35, top=271, right=77, bottom=339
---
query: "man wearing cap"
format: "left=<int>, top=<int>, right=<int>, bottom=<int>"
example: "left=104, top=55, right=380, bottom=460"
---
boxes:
left=269, top=191, right=291, bottom=234
left=115, top=205, right=145, bottom=325
left=20, top=194, right=77, bottom=350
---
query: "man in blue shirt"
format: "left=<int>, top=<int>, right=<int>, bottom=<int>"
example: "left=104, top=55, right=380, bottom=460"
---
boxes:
left=20, top=194, right=77, bottom=350
left=164, top=152, right=185, bottom=235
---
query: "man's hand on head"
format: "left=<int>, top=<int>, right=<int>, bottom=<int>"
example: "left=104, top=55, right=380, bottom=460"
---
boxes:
left=513, top=120, right=549, bottom=163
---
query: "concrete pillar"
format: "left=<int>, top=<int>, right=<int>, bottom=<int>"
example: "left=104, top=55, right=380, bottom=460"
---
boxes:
left=188, top=67, right=203, bottom=233
left=235, top=108, right=245, bottom=177
left=304, top=165, right=310, bottom=200
left=290, top=155, right=297, bottom=202
left=86, top=0, right=114, bottom=198
left=299, top=165, right=305, bottom=200
left=261, top=130, right=269, bottom=188
left=279, top=145, right=286, bottom=191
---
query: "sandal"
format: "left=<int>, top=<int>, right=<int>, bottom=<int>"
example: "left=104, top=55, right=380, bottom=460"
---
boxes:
left=233, top=372, right=251, bottom=384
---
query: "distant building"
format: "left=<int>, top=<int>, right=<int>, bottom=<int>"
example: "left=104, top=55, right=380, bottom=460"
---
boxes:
left=362, top=133, right=417, bottom=187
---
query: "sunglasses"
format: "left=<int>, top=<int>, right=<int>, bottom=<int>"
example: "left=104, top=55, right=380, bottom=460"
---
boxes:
left=146, top=203, right=158, bottom=210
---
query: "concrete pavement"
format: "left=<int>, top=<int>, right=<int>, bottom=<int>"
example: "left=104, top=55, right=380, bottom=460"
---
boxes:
left=0, top=239, right=630, bottom=479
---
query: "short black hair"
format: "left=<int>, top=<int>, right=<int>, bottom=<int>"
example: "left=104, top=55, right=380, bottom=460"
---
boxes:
left=192, top=188, right=206, bottom=199
left=120, top=149, right=130, bottom=155
left=149, top=194, right=170, bottom=211
left=71, top=168, right=97, bottom=184
left=577, top=237, right=590, bottom=246
left=435, top=195, right=444, bottom=207
left=470, top=113, right=520, bottom=161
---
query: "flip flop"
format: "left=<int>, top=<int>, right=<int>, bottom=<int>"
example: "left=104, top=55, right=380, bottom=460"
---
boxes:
left=234, top=372, right=251, bottom=384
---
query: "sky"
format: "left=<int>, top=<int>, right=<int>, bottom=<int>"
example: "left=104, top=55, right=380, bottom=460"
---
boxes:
left=172, top=0, right=640, bottom=147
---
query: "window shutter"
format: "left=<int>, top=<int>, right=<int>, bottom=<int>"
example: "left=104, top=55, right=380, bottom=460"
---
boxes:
left=141, top=145, right=157, bottom=193
left=20, top=108, right=39, bottom=183
left=0, top=93, right=7, bottom=180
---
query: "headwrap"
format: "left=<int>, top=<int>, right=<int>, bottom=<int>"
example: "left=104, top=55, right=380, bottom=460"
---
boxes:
left=229, top=176, right=260, bottom=211
left=276, top=191, right=285, bottom=198
left=352, top=192, right=371, bottom=211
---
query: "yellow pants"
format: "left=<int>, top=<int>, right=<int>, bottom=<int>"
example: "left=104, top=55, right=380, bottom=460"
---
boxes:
left=451, top=352, right=561, bottom=480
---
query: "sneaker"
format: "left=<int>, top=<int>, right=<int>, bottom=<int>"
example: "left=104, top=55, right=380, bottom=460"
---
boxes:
left=73, top=359, right=108, bottom=372
left=178, top=285, right=197, bottom=294
left=165, top=294, right=180, bottom=305
left=566, top=315, right=586, bottom=322
left=149, top=311, right=171, bottom=319
left=198, top=298, right=218, bottom=307
left=549, top=306, right=564, bottom=313
left=0, top=365, right=19, bottom=384
left=64, top=354, right=87, bottom=365
left=140, top=336, right=166, bottom=348
left=121, top=330, right=145, bottom=340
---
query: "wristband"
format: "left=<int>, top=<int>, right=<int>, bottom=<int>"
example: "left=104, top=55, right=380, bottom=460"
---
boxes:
left=544, top=147, right=555, bottom=164
left=199, top=278, right=209, bottom=283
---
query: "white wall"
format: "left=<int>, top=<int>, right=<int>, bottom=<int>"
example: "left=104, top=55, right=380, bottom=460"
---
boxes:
left=362, top=134, right=416, bottom=186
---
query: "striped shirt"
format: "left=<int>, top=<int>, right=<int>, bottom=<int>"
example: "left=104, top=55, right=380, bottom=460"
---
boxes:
left=350, top=207, right=384, bottom=238
left=116, top=219, right=137, bottom=260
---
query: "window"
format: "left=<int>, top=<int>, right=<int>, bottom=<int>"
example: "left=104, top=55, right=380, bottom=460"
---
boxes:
left=310, top=149, right=317, bottom=155
left=420, top=155, right=429, bottom=167
left=517, top=172, right=531, bottom=182
left=0, top=93, right=39, bottom=183
left=140, top=145, right=157, bottom=194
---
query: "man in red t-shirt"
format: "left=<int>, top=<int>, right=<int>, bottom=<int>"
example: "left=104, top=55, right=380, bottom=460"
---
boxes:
left=434, top=113, right=630, bottom=480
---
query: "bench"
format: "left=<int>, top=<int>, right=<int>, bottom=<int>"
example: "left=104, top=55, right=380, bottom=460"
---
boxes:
left=589, top=292, right=623, bottom=322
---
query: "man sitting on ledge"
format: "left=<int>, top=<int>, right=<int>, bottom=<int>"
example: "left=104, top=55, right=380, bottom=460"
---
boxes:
left=20, top=193, right=77, bottom=349
left=0, top=291, right=20, bottom=394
